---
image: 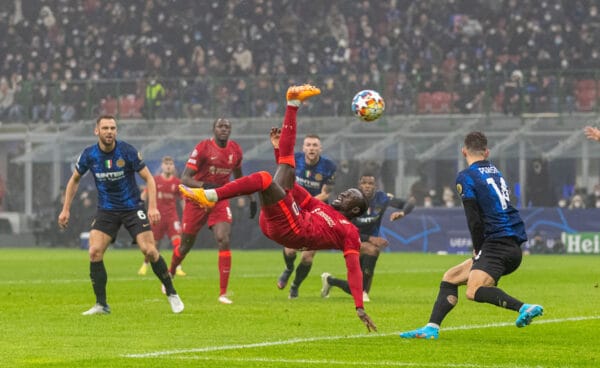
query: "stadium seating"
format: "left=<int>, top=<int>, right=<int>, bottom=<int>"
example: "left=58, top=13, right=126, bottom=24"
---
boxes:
left=417, top=93, right=433, bottom=113
left=100, top=95, right=144, bottom=118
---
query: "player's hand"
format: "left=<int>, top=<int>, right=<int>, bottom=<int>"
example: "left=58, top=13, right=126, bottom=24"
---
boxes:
left=249, top=199, right=257, bottom=219
left=58, top=210, right=70, bottom=230
left=389, top=211, right=405, bottom=221
left=584, top=126, right=600, bottom=141
left=147, top=207, right=161, bottom=225
left=270, top=127, right=281, bottom=149
left=357, top=308, right=377, bottom=332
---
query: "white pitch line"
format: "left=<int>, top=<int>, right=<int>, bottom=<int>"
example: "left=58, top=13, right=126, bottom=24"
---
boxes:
left=123, top=315, right=600, bottom=359
left=171, top=355, right=537, bottom=368
left=0, top=269, right=442, bottom=285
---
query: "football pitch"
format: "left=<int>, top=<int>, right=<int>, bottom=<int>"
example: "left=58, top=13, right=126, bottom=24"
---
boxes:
left=1, top=248, right=599, bottom=367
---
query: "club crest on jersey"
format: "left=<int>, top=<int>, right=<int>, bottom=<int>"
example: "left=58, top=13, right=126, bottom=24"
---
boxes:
left=104, top=160, right=112, bottom=169
left=116, top=158, right=125, bottom=168
left=315, top=173, right=323, bottom=181
left=456, top=183, right=462, bottom=194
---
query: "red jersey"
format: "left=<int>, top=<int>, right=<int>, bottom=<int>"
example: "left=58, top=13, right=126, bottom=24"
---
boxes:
left=258, top=184, right=364, bottom=308
left=260, top=185, right=361, bottom=253
left=155, top=174, right=181, bottom=218
left=186, top=138, right=243, bottom=187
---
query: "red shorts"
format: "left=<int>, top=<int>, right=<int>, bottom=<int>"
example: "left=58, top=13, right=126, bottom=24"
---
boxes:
left=151, top=213, right=181, bottom=241
left=181, top=199, right=232, bottom=235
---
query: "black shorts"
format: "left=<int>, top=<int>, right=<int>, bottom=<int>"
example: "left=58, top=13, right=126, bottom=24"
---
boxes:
left=471, top=237, right=523, bottom=283
left=91, top=209, right=151, bottom=242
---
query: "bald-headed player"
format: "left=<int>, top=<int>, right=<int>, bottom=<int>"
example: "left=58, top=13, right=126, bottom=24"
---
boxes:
left=180, top=85, right=376, bottom=332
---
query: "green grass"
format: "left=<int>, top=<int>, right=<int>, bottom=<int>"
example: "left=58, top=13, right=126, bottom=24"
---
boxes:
left=1, top=248, right=599, bottom=367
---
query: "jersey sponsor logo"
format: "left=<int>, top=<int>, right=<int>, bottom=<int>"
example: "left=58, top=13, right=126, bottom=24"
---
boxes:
left=95, top=171, right=125, bottom=181
left=355, top=216, right=378, bottom=224
left=208, top=166, right=233, bottom=175
left=158, top=191, right=176, bottom=199
left=116, top=158, right=125, bottom=168
left=295, top=177, right=321, bottom=190
left=312, top=208, right=335, bottom=227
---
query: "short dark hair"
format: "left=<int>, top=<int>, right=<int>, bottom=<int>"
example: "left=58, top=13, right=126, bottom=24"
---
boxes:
left=96, top=115, right=116, bottom=125
left=359, top=172, right=377, bottom=180
left=212, top=117, right=230, bottom=128
left=464, top=131, right=488, bottom=153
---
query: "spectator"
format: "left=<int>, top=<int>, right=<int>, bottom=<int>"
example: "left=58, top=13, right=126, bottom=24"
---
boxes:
left=0, top=77, right=16, bottom=121
left=568, top=194, right=586, bottom=209
left=143, top=74, right=165, bottom=120
left=0, top=0, right=599, bottom=120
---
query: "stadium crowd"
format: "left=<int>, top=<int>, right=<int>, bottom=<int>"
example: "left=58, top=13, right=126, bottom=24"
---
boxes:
left=0, top=0, right=599, bottom=123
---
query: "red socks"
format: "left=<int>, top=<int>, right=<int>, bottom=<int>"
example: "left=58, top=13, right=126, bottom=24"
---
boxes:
left=278, top=106, right=298, bottom=167
left=219, top=250, right=231, bottom=296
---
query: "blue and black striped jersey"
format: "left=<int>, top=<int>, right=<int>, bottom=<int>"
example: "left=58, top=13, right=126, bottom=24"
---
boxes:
left=353, top=191, right=407, bottom=239
left=294, top=152, right=336, bottom=197
left=456, top=160, right=527, bottom=244
left=75, top=140, right=146, bottom=211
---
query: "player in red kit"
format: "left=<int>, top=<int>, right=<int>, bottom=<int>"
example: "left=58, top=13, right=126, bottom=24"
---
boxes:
left=170, top=118, right=257, bottom=304
left=138, top=156, right=186, bottom=277
left=180, top=85, right=376, bottom=331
